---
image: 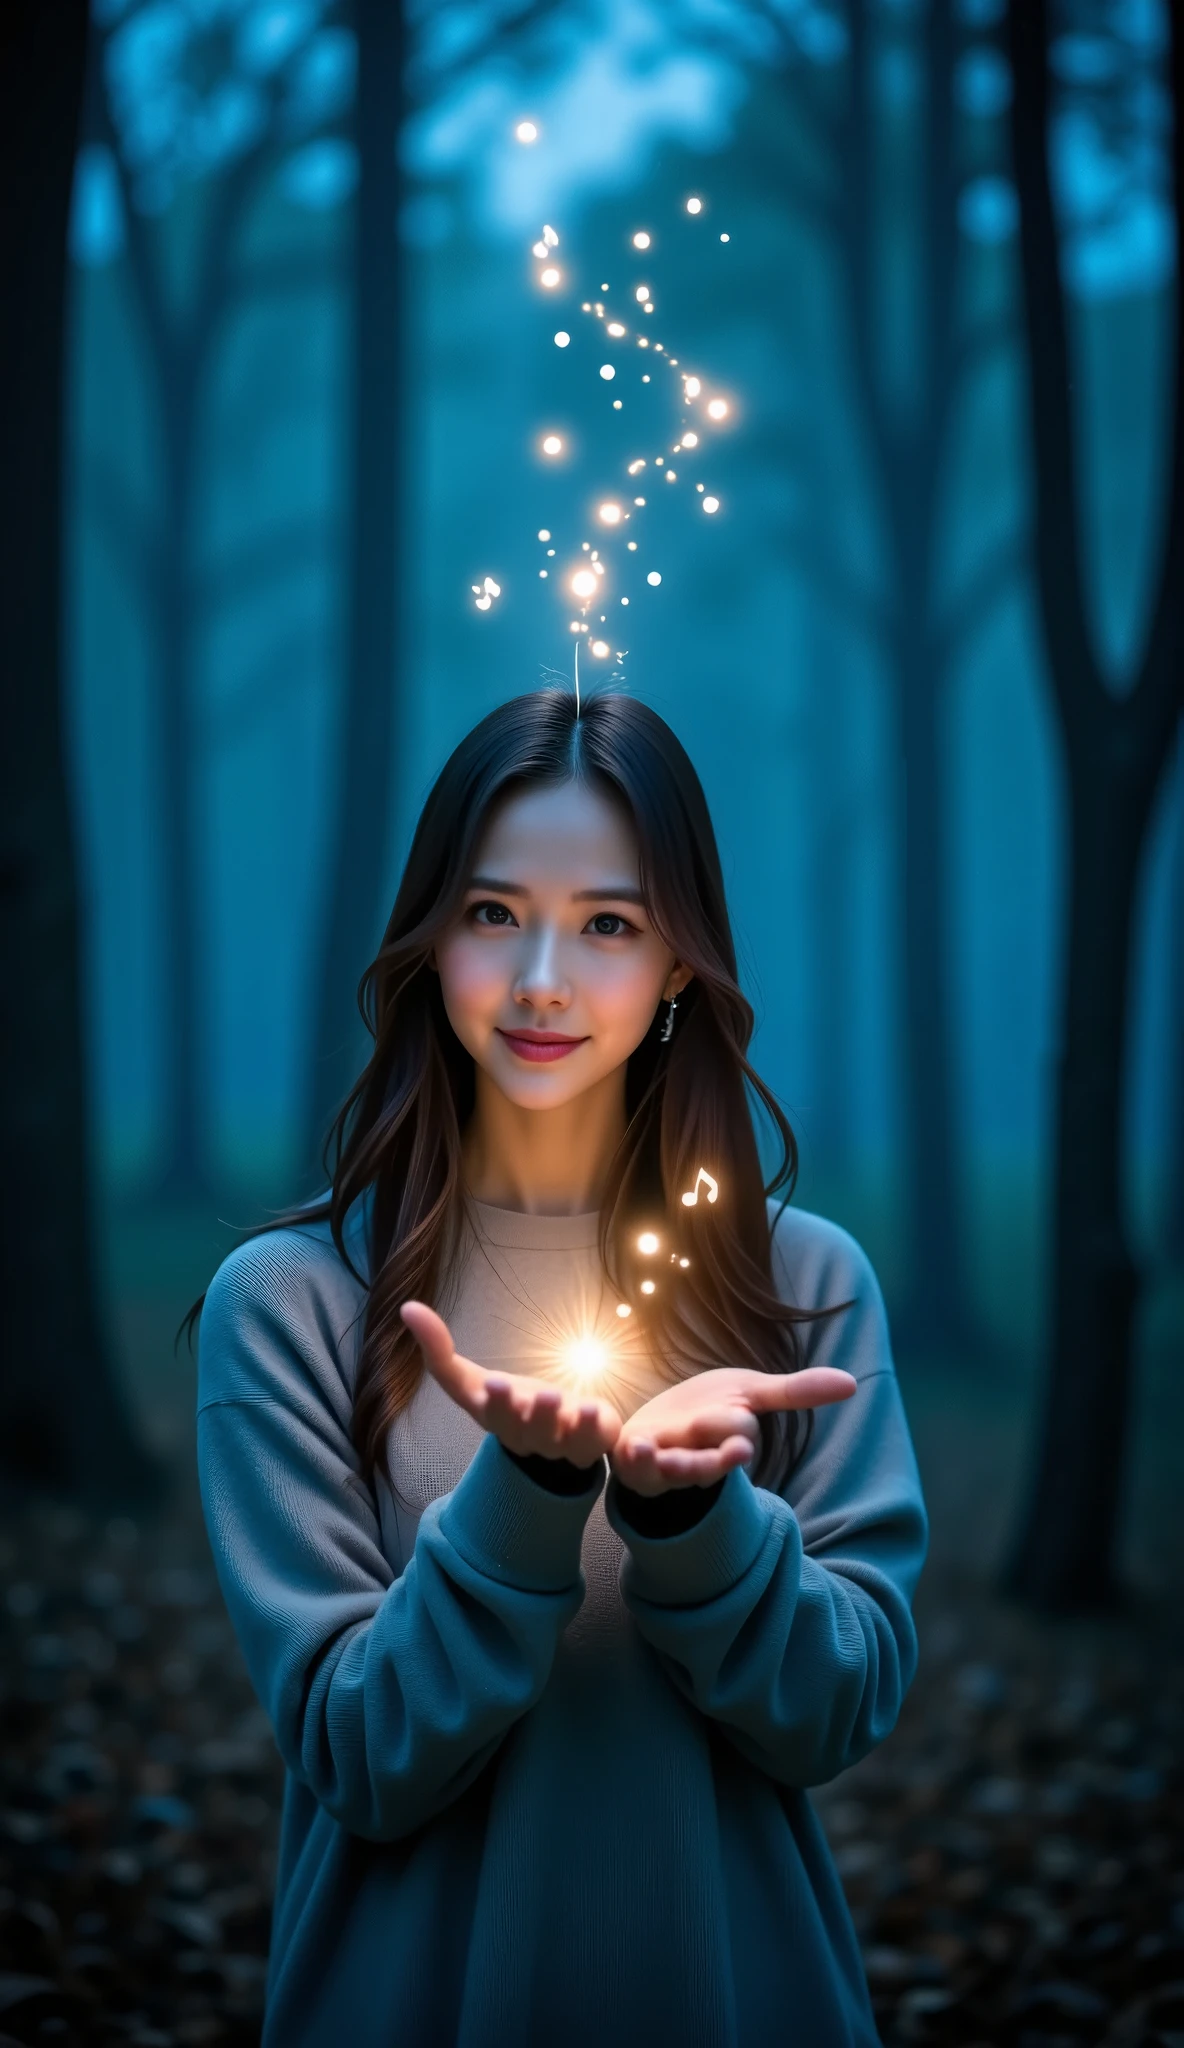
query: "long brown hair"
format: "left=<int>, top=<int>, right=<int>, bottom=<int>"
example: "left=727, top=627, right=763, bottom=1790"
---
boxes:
left=184, top=688, right=851, bottom=1492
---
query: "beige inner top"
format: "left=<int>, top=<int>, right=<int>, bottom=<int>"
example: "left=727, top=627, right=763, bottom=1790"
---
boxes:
left=383, top=1198, right=676, bottom=1647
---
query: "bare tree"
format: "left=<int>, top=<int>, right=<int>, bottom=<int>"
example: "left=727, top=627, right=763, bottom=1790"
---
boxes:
left=85, top=7, right=349, bottom=1197
left=0, top=0, right=156, bottom=1500
left=1003, top=0, right=1183, bottom=1608
left=302, top=0, right=406, bottom=1173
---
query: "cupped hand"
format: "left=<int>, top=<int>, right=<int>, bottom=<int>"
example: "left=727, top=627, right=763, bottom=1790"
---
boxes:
left=609, top=1364, right=857, bottom=1497
left=400, top=1302, right=622, bottom=1468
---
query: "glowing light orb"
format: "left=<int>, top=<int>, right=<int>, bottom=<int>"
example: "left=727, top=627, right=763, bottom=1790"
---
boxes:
left=570, top=568, right=597, bottom=599
left=681, top=432, right=699, bottom=448
left=632, top=231, right=651, bottom=249
left=637, top=1231, right=660, bottom=1254
left=591, top=639, right=609, bottom=657
left=703, top=497, right=720, bottom=515
left=543, top=225, right=559, bottom=247
left=541, top=434, right=563, bottom=456
left=598, top=502, right=622, bottom=525
left=720, top=233, right=730, bottom=243
left=475, top=595, right=491, bottom=611
left=599, top=364, right=616, bottom=380
left=540, top=267, right=561, bottom=289
left=628, top=459, right=646, bottom=474
left=633, top=496, right=645, bottom=506
left=607, top=321, right=626, bottom=338
left=538, top=529, right=551, bottom=541
left=679, top=1257, right=690, bottom=1269
left=564, top=1334, right=606, bottom=1386
left=635, top=284, right=650, bottom=303
left=640, top=1279, right=656, bottom=1295
left=707, top=398, right=729, bottom=420
left=612, top=399, right=623, bottom=409
left=621, top=596, right=630, bottom=604
left=539, top=569, right=548, bottom=578
left=646, top=571, right=661, bottom=586
left=553, top=331, right=570, bottom=347
left=665, top=470, right=677, bottom=482
left=686, top=196, right=703, bottom=215
left=684, top=376, right=702, bottom=399
left=627, top=542, right=637, bottom=552
left=532, top=240, right=548, bottom=259
left=515, top=120, right=539, bottom=143
left=616, top=1302, right=632, bottom=1318
left=483, top=577, right=501, bottom=596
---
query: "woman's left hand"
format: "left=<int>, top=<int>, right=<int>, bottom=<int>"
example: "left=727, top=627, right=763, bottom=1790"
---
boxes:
left=609, top=1365, right=857, bottom=1497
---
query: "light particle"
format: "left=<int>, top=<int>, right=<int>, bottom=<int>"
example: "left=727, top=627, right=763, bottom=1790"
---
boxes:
left=515, top=120, right=539, bottom=143
left=686, top=196, right=702, bottom=215
left=646, top=571, right=661, bottom=586
left=599, top=502, right=622, bottom=524
left=540, top=267, right=561, bottom=289
left=632, top=231, right=651, bottom=249
left=541, top=434, right=563, bottom=456
left=553, top=331, right=570, bottom=348
left=591, top=639, right=610, bottom=657
left=703, top=497, right=720, bottom=514
left=707, top=398, right=728, bottom=420
left=599, top=364, right=616, bottom=381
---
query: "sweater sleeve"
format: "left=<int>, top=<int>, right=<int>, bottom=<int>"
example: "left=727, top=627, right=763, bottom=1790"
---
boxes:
left=602, top=1214, right=928, bottom=1788
left=196, top=1232, right=602, bottom=1844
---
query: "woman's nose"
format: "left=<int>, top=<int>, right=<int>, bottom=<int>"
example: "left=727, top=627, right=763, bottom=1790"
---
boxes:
left=512, top=924, right=571, bottom=1008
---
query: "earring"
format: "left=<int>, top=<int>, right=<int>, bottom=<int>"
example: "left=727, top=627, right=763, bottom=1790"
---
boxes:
left=660, top=995, right=678, bottom=1043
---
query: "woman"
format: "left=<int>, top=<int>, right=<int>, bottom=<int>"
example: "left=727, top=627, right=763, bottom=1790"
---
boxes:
left=192, top=687, right=928, bottom=2047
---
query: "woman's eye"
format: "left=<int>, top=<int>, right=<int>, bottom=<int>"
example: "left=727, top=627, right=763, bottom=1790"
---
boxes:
left=471, top=901, right=516, bottom=927
left=586, top=912, right=630, bottom=937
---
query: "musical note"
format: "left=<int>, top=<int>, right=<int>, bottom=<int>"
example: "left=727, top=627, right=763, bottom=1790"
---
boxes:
left=681, top=1167, right=718, bottom=1207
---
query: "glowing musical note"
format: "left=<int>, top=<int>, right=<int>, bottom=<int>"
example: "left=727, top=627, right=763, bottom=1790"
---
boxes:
left=681, top=1168, right=718, bottom=1207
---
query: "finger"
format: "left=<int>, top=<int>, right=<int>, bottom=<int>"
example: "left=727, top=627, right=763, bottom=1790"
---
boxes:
left=742, top=1367, right=858, bottom=1414
left=652, top=1437, right=754, bottom=1483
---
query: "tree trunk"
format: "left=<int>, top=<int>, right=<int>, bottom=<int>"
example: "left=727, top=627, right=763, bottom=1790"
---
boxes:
left=0, top=1, right=157, bottom=1501
left=151, top=359, right=207, bottom=1195
left=303, top=0, right=405, bottom=1181
left=839, top=0, right=979, bottom=1356
left=1164, top=731, right=1184, bottom=1264
left=1002, top=0, right=1183, bottom=1608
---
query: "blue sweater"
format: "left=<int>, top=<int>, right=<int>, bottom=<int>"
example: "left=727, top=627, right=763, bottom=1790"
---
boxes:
left=196, top=1200, right=928, bottom=2047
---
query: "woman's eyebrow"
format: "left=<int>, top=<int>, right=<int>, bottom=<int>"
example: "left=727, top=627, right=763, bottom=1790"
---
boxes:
left=467, top=875, right=528, bottom=895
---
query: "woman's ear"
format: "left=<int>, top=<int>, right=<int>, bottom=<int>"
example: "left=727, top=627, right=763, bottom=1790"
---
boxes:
left=664, top=964, right=694, bottom=1001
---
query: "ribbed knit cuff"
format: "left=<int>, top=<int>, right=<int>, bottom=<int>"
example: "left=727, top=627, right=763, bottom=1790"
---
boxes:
left=612, top=1476, right=723, bottom=1537
left=604, top=1465, right=773, bottom=1608
left=504, top=1446, right=606, bottom=1496
left=439, top=1433, right=604, bottom=1595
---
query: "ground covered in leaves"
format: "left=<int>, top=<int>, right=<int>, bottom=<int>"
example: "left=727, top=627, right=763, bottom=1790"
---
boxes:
left=0, top=1487, right=1180, bottom=2048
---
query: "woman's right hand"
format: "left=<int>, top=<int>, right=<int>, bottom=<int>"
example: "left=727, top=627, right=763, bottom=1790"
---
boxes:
left=400, top=1302, right=622, bottom=1469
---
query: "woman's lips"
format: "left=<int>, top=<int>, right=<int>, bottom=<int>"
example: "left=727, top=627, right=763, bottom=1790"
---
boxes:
left=496, top=1029, right=588, bottom=1064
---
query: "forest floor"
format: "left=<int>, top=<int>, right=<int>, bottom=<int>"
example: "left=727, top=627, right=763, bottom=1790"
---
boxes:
left=0, top=1201, right=1180, bottom=2048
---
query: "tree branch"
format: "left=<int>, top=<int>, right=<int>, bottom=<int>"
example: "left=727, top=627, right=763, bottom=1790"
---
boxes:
left=79, top=456, right=159, bottom=591
left=199, top=631, right=321, bottom=745
left=935, top=525, right=1029, bottom=666
left=195, top=522, right=329, bottom=611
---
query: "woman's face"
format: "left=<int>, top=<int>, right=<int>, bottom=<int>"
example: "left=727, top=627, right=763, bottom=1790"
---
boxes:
left=434, top=779, right=691, bottom=1112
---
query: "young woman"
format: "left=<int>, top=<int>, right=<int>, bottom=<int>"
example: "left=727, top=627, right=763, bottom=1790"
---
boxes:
left=193, top=687, right=928, bottom=2048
